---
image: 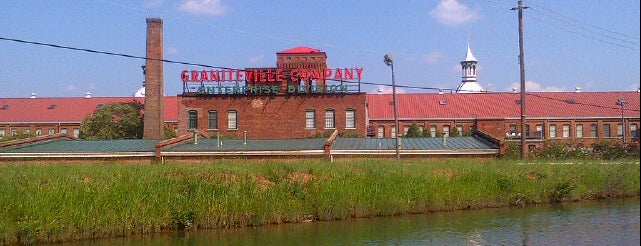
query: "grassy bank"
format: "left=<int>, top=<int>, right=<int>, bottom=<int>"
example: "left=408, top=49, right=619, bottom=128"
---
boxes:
left=1, top=159, right=639, bottom=244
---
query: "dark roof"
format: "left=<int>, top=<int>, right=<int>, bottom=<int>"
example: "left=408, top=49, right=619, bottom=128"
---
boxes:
left=0, top=139, right=159, bottom=153
left=332, top=137, right=498, bottom=150
left=165, top=138, right=327, bottom=151
left=367, top=91, right=640, bottom=120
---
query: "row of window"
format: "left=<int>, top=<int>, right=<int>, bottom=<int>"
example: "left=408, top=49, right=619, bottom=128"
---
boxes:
left=187, top=110, right=237, bottom=130
left=0, top=128, right=80, bottom=138
left=305, top=109, right=356, bottom=129
left=376, top=125, right=466, bottom=138
left=187, top=109, right=356, bottom=130
left=508, top=123, right=639, bottom=139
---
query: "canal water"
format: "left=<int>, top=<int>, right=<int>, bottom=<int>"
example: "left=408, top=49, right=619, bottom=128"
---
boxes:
left=79, top=198, right=639, bottom=245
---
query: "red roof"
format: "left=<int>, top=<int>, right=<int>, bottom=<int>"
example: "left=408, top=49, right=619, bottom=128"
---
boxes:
left=367, top=92, right=640, bottom=120
left=278, top=46, right=322, bottom=54
left=0, top=96, right=178, bottom=123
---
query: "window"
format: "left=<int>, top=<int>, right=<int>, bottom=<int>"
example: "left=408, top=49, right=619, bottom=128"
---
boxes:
left=305, top=110, right=316, bottom=129
left=324, top=110, right=335, bottom=129
left=208, top=110, right=218, bottom=130
left=73, top=128, right=80, bottom=138
left=549, top=124, right=556, bottom=138
left=11, top=129, right=18, bottom=136
left=576, top=124, right=583, bottom=138
left=345, top=109, right=356, bottom=129
left=403, top=125, right=410, bottom=135
left=456, top=125, right=463, bottom=136
left=562, top=124, right=570, bottom=138
left=0, top=129, right=5, bottom=138
left=590, top=124, right=598, bottom=137
left=509, top=124, right=517, bottom=134
left=429, top=125, right=437, bottom=137
left=48, top=128, right=55, bottom=135
left=603, top=124, right=611, bottom=137
left=419, top=126, right=425, bottom=135
left=188, top=110, right=198, bottom=129
left=377, top=125, right=385, bottom=138
left=525, top=125, right=530, bottom=137
left=536, top=125, right=544, bottom=138
left=60, top=128, right=68, bottom=135
left=23, top=129, right=30, bottom=134
left=35, top=128, right=42, bottom=136
left=391, top=126, right=396, bottom=138
left=228, top=110, right=238, bottom=130
left=443, top=125, right=450, bottom=137
left=631, top=124, right=639, bottom=138
left=617, top=123, right=623, bottom=138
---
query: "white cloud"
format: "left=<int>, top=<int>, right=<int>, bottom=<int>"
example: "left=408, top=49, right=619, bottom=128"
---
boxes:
left=507, top=81, right=567, bottom=92
left=145, top=0, right=164, bottom=8
left=167, top=47, right=178, bottom=55
left=429, top=0, right=482, bottom=26
left=249, top=54, right=265, bottom=63
left=370, top=85, right=407, bottom=94
left=179, top=0, right=229, bottom=16
left=423, top=51, right=443, bottom=64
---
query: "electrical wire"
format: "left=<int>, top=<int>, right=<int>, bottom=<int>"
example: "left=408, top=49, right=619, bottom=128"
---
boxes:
left=1, top=36, right=638, bottom=113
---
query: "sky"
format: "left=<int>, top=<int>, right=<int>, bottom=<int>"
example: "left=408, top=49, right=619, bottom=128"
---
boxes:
left=0, top=0, right=639, bottom=98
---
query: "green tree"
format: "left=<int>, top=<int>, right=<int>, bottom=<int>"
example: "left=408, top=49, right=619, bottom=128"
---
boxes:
left=79, top=101, right=144, bottom=139
left=405, top=122, right=423, bottom=137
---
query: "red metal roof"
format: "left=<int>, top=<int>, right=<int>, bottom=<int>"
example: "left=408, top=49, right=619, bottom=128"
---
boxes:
left=278, top=46, right=322, bottom=54
left=367, top=92, right=640, bottom=120
left=0, top=96, right=178, bottom=123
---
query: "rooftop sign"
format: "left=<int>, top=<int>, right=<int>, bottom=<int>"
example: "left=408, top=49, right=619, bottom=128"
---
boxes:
left=181, top=68, right=363, bottom=95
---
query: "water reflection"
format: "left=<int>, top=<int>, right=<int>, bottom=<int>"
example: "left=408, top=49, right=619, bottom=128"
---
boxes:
left=77, top=198, right=639, bottom=245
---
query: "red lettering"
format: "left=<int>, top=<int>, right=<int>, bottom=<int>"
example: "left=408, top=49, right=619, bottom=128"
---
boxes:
left=228, top=70, right=234, bottom=82
left=300, top=69, right=309, bottom=81
left=355, top=68, right=364, bottom=80
left=333, top=68, right=343, bottom=80
left=276, top=69, right=283, bottom=81
left=310, top=69, right=322, bottom=80
left=200, top=70, right=209, bottom=81
left=290, top=69, right=299, bottom=82
left=267, top=69, right=275, bottom=82
left=181, top=70, right=189, bottom=83
left=211, top=70, right=220, bottom=82
left=324, top=68, right=332, bottom=79
left=191, top=70, right=200, bottom=82
left=236, top=69, right=243, bottom=82
left=343, top=68, right=354, bottom=80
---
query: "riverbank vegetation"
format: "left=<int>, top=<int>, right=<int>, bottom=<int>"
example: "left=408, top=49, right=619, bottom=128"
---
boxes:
left=1, top=158, right=639, bottom=244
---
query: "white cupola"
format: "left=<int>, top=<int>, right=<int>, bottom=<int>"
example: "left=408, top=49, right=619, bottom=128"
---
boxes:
left=456, top=43, right=485, bottom=93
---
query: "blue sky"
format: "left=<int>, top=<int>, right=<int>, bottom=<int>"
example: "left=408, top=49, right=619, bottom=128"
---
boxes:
left=1, top=0, right=639, bottom=98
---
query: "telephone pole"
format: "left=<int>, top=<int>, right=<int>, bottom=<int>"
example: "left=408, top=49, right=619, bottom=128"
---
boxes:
left=512, top=0, right=528, bottom=159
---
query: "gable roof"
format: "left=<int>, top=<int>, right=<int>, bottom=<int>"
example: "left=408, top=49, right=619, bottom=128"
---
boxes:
left=367, top=91, right=640, bottom=120
left=277, top=46, right=322, bottom=54
left=0, top=96, right=178, bottom=123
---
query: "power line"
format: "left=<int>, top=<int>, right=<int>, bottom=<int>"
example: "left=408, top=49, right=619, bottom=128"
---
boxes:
left=1, top=36, right=637, bottom=113
left=532, top=3, right=639, bottom=42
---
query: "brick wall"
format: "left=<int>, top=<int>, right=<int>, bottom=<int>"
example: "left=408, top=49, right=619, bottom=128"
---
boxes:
left=143, top=18, right=165, bottom=139
left=177, top=93, right=367, bottom=139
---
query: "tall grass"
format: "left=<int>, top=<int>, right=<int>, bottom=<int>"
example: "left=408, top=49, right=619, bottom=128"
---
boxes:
left=0, top=159, right=639, bottom=244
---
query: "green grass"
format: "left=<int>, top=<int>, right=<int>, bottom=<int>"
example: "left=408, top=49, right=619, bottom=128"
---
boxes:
left=0, top=158, right=639, bottom=244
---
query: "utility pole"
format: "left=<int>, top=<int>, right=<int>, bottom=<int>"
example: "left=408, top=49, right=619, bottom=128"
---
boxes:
left=512, top=0, right=528, bottom=159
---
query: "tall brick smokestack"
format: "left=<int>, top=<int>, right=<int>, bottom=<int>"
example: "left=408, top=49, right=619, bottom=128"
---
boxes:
left=143, top=18, right=164, bottom=139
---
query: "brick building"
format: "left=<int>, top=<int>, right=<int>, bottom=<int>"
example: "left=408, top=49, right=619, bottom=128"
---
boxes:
left=367, top=92, right=640, bottom=152
left=176, top=46, right=368, bottom=139
left=0, top=96, right=178, bottom=139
